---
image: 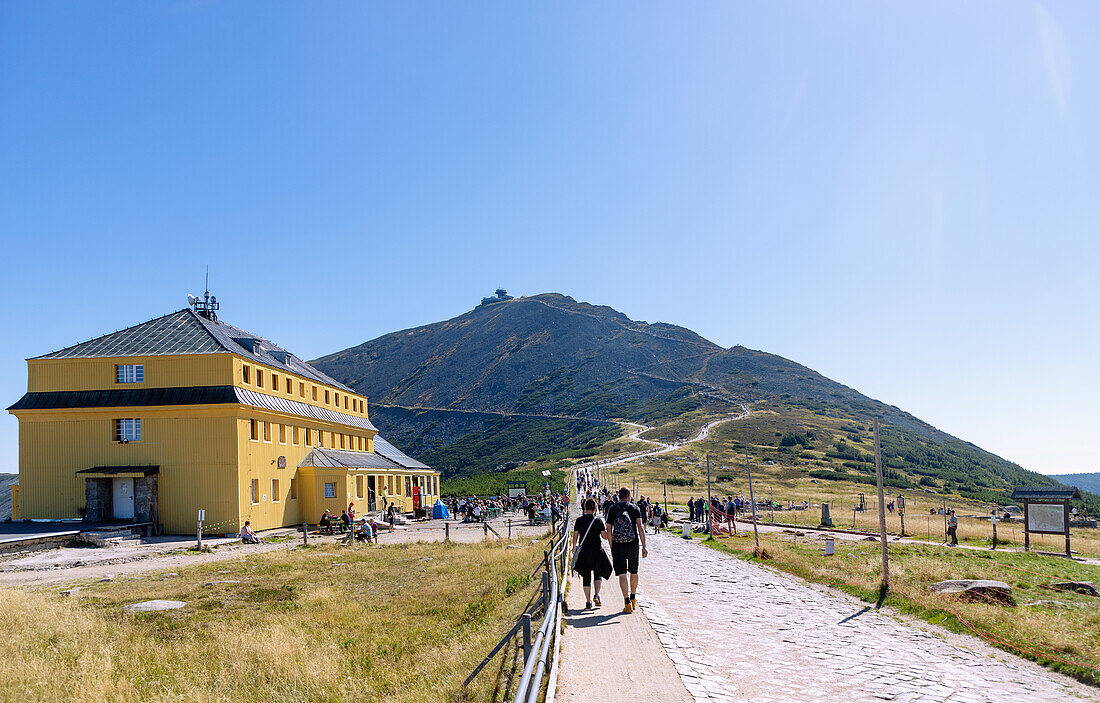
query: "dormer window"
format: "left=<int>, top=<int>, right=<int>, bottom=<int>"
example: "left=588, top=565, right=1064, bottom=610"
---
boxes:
left=232, top=336, right=262, bottom=354
left=116, top=364, right=144, bottom=383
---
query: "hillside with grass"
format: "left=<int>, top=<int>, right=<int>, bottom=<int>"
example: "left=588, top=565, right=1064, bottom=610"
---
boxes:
left=1053, top=472, right=1100, bottom=495
left=313, top=293, right=1076, bottom=506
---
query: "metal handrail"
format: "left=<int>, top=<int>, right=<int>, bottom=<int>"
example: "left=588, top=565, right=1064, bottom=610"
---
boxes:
left=464, top=470, right=576, bottom=703
left=513, top=505, right=571, bottom=703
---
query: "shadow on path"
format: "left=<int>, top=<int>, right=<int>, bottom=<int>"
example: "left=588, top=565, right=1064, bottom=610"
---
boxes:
left=564, top=611, right=621, bottom=629
left=838, top=606, right=871, bottom=624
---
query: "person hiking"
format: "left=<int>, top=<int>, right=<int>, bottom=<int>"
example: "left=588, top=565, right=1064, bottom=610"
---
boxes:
left=947, top=510, right=958, bottom=546
left=602, top=487, right=647, bottom=614
left=650, top=502, right=663, bottom=534
left=571, top=498, right=613, bottom=609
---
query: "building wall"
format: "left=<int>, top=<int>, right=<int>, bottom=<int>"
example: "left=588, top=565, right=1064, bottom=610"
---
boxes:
left=230, top=356, right=370, bottom=422
left=26, top=354, right=373, bottom=429
left=15, top=406, right=240, bottom=534
left=27, top=354, right=236, bottom=392
left=237, top=415, right=308, bottom=530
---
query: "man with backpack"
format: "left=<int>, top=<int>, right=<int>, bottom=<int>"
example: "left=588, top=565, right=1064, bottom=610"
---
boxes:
left=602, top=487, right=647, bottom=614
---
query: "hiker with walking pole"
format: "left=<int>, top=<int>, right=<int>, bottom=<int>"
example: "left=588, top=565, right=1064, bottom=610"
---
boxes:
left=603, top=487, right=647, bottom=614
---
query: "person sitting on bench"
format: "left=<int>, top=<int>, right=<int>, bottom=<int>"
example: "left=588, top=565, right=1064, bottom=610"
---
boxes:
left=319, top=510, right=334, bottom=534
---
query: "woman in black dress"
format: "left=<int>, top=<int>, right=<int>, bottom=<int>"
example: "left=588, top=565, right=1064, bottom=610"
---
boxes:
left=571, top=498, right=613, bottom=609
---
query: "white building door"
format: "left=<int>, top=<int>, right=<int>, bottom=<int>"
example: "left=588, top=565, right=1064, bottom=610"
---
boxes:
left=112, top=478, right=135, bottom=520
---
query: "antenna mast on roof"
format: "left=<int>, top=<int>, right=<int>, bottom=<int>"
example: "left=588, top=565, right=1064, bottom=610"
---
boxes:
left=189, top=265, right=220, bottom=321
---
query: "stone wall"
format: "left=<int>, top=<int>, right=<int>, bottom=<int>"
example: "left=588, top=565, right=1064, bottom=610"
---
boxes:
left=84, top=478, right=112, bottom=522
left=135, top=475, right=158, bottom=524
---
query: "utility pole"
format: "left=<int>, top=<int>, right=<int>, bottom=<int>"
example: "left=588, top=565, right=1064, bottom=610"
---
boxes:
left=706, top=453, right=712, bottom=514
left=746, top=444, right=760, bottom=554
left=874, top=418, right=889, bottom=591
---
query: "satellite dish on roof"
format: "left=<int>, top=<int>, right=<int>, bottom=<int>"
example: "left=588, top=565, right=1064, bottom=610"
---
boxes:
left=187, top=294, right=198, bottom=306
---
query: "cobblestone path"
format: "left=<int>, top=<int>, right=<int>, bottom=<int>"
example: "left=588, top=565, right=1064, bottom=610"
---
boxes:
left=637, top=534, right=1098, bottom=703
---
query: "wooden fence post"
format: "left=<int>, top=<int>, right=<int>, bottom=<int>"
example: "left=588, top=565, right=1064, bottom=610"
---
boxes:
left=874, top=418, right=889, bottom=591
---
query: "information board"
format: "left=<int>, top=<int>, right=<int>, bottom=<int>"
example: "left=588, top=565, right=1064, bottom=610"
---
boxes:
left=1027, top=503, right=1066, bottom=534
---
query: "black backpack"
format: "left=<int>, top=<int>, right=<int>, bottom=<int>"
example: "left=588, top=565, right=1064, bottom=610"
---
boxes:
left=610, top=504, right=636, bottom=543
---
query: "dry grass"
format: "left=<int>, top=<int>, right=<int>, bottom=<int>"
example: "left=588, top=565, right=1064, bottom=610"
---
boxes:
left=596, top=409, right=1100, bottom=558
left=0, top=539, right=545, bottom=703
left=706, top=532, right=1100, bottom=684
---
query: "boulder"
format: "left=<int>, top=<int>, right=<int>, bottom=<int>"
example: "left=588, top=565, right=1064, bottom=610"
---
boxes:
left=1044, top=581, right=1100, bottom=598
left=930, top=579, right=1015, bottom=606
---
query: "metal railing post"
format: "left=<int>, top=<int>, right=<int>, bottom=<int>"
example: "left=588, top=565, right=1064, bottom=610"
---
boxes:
left=521, top=612, right=532, bottom=662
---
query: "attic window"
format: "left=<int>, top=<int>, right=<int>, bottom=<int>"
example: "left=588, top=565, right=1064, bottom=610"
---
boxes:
left=116, top=364, right=144, bottom=383
left=271, top=350, right=291, bottom=365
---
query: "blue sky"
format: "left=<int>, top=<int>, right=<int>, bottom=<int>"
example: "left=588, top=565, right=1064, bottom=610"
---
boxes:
left=1, top=2, right=1097, bottom=476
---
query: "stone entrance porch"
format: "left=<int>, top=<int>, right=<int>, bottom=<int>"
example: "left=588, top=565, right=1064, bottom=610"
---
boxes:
left=76, top=465, right=159, bottom=525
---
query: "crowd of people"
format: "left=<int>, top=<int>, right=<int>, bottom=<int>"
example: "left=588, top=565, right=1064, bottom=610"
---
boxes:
left=442, top=493, right=569, bottom=524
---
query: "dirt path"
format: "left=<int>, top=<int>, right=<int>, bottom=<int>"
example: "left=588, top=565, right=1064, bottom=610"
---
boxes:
left=555, top=569, right=693, bottom=702
left=0, top=517, right=548, bottom=589
left=574, top=406, right=751, bottom=478
left=0, top=539, right=294, bottom=588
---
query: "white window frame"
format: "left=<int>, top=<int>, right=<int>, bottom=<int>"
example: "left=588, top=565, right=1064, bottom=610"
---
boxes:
left=324, top=482, right=336, bottom=499
left=115, top=418, right=141, bottom=442
left=116, top=364, right=144, bottom=383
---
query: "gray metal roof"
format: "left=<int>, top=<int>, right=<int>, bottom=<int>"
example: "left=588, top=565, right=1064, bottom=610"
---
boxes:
left=8, top=385, right=238, bottom=411
left=298, top=448, right=403, bottom=470
left=298, top=443, right=435, bottom=472
left=374, top=434, right=430, bottom=469
left=1010, top=486, right=1082, bottom=501
left=8, top=384, right=376, bottom=433
left=33, top=308, right=354, bottom=392
left=236, top=388, right=376, bottom=432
